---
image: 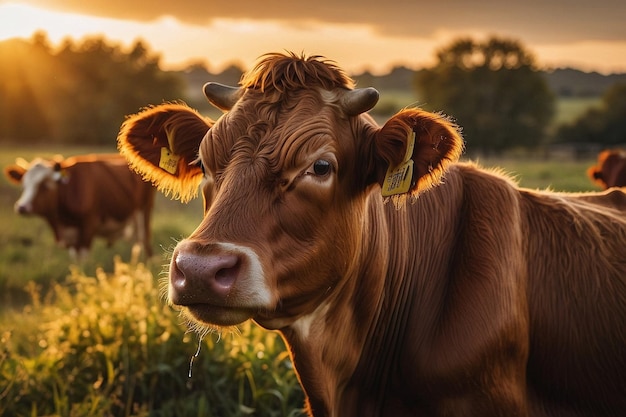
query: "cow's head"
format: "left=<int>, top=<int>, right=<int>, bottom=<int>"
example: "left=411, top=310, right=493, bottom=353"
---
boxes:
left=588, top=149, right=626, bottom=189
left=118, top=52, right=463, bottom=331
left=4, top=157, right=65, bottom=215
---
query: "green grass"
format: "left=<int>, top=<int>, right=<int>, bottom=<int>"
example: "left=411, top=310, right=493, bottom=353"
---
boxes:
left=553, top=96, right=601, bottom=126
left=0, top=261, right=305, bottom=417
left=471, top=156, right=600, bottom=192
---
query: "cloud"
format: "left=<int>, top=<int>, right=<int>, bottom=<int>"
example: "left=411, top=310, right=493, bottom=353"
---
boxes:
left=18, top=0, right=626, bottom=43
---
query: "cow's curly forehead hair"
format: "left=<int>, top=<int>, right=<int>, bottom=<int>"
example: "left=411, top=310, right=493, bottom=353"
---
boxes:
left=239, top=52, right=355, bottom=97
left=202, top=52, right=356, bottom=178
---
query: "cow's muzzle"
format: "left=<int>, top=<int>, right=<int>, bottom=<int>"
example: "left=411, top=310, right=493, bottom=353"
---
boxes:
left=168, top=240, right=271, bottom=327
left=15, top=203, right=32, bottom=215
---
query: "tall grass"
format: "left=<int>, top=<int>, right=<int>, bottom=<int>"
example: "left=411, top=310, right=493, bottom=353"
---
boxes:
left=0, top=258, right=305, bottom=416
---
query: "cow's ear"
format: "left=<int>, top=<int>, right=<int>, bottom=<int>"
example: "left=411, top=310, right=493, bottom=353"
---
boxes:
left=117, top=103, right=214, bottom=203
left=375, top=108, right=464, bottom=204
left=587, top=166, right=606, bottom=189
left=3, top=164, right=26, bottom=185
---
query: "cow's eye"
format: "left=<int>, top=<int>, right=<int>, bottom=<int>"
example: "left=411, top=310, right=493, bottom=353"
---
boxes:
left=312, top=159, right=332, bottom=176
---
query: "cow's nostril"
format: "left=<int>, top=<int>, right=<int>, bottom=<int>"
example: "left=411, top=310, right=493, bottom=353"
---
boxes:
left=170, top=256, right=188, bottom=291
left=215, top=261, right=240, bottom=288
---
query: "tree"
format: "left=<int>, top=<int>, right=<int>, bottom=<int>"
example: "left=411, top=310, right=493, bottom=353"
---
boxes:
left=53, top=36, right=184, bottom=144
left=555, top=83, right=626, bottom=147
left=0, top=34, right=185, bottom=145
left=415, top=37, right=555, bottom=154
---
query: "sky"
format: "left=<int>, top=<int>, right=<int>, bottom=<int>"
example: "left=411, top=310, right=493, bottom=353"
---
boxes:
left=1, top=0, right=626, bottom=75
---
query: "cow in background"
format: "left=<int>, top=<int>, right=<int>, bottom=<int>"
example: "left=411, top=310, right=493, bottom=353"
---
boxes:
left=4, top=154, right=155, bottom=260
left=587, top=148, right=626, bottom=189
left=117, top=52, right=626, bottom=417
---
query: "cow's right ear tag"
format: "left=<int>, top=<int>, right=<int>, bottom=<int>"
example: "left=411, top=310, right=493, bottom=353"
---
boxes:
left=159, top=147, right=180, bottom=175
left=382, top=130, right=416, bottom=197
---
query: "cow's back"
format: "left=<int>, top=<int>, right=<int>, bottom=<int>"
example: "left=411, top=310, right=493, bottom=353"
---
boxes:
left=60, top=155, right=152, bottom=219
left=521, top=188, right=626, bottom=414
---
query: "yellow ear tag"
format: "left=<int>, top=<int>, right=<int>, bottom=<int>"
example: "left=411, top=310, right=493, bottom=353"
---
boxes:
left=159, top=147, right=180, bottom=175
left=381, top=130, right=416, bottom=197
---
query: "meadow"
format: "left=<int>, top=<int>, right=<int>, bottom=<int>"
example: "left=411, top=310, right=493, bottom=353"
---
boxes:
left=0, top=138, right=603, bottom=416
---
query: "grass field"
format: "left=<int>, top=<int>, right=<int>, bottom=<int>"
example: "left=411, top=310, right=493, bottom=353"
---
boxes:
left=553, top=96, right=601, bottom=126
left=0, top=139, right=605, bottom=416
left=468, top=155, right=600, bottom=192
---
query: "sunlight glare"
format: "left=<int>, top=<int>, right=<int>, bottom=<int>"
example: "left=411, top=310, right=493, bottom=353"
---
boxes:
left=0, top=3, right=110, bottom=42
left=0, top=2, right=624, bottom=75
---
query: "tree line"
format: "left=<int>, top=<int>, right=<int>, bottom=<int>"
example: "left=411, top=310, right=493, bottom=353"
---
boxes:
left=0, top=32, right=183, bottom=145
left=0, top=33, right=624, bottom=153
left=413, top=37, right=626, bottom=154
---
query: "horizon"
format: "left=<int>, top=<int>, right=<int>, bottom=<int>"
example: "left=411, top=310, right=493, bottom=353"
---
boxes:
left=1, top=2, right=626, bottom=75
left=4, top=31, right=626, bottom=78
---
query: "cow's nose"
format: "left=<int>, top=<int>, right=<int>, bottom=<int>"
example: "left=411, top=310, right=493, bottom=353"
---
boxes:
left=170, top=249, right=241, bottom=306
left=15, top=203, right=30, bottom=214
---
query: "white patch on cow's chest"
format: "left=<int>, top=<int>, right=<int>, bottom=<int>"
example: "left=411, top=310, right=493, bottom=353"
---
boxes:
left=290, top=301, right=331, bottom=341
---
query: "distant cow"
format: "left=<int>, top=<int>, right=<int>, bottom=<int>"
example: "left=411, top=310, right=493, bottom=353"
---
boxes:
left=587, top=148, right=626, bottom=189
left=4, top=154, right=155, bottom=260
left=117, top=53, right=626, bottom=417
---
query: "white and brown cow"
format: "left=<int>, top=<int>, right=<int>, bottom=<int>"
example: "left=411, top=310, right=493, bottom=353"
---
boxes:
left=4, top=154, right=155, bottom=260
left=117, top=53, right=626, bottom=417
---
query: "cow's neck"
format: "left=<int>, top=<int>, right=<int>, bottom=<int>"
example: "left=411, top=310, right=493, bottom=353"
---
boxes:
left=282, top=173, right=464, bottom=416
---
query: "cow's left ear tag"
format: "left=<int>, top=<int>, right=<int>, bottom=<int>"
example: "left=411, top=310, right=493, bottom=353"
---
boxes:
left=159, top=147, right=180, bottom=175
left=382, top=130, right=416, bottom=197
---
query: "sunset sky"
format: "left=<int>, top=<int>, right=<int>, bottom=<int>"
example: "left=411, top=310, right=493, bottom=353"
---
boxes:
left=1, top=0, right=625, bottom=75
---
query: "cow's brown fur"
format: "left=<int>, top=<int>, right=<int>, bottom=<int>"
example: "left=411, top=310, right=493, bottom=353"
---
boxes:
left=587, top=149, right=626, bottom=189
left=117, top=53, right=626, bottom=417
left=4, top=154, right=155, bottom=257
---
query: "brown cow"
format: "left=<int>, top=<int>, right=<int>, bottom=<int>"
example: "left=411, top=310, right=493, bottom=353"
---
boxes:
left=587, top=148, right=626, bottom=189
left=117, top=53, right=626, bottom=417
left=4, top=154, right=155, bottom=260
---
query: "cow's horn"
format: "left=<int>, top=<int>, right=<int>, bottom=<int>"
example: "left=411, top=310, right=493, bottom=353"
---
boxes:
left=341, top=87, right=380, bottom=116
left=203, top=82, right=242, bottom=111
